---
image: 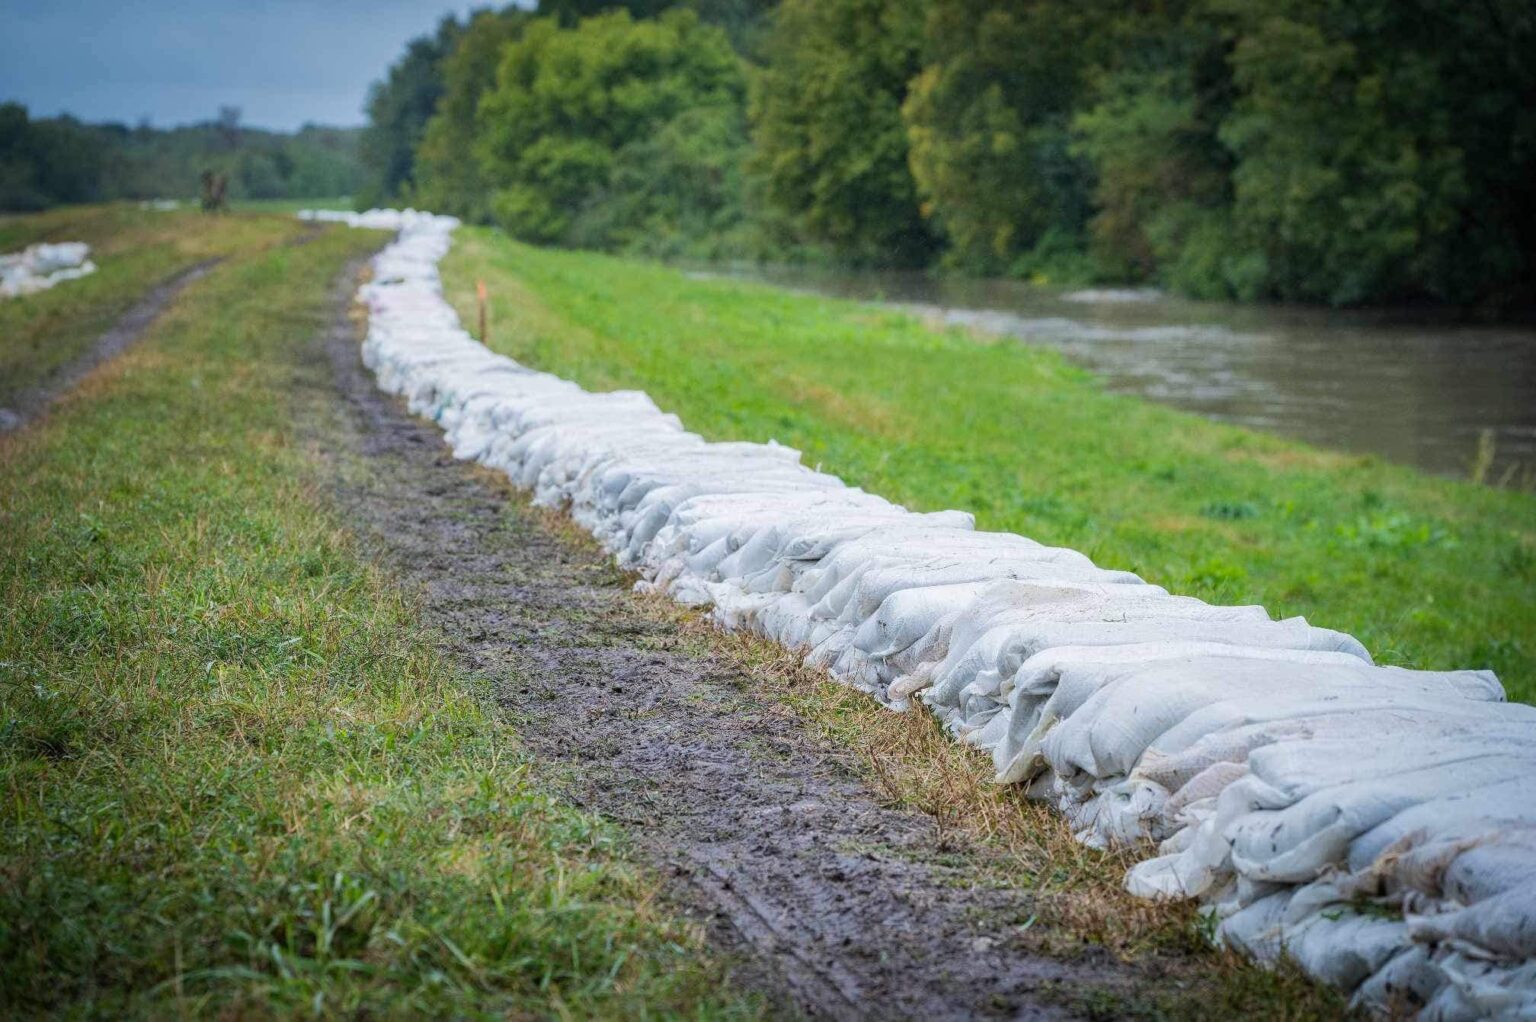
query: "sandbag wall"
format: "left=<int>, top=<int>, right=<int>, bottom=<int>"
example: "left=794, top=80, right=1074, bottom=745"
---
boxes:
left=317, top=208, right=1536, bottom=1020
left=0, top=242, right=95, bottom=298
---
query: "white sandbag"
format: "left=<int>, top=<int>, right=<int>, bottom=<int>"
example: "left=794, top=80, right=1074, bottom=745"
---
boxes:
left=326, top=208, right=1536, bottom=1019
left=1, top=241, right=96, bottom=298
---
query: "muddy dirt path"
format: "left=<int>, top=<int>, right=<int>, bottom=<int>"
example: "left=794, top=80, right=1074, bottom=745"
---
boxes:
left=306, top=265, right=1148, bottom=1021
left=0, top=259, right=220, bottom=432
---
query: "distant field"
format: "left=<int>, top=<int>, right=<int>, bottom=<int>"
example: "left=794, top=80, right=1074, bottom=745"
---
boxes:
left=443, top=228, right=1536, bottom=703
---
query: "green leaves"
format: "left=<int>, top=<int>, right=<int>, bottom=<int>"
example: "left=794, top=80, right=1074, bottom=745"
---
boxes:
left=359, top=16, right=463, bottom=203
left=902, top=0, right=1101, bottom=274
left=476, top=11, right=749, bottom=252
left=749, top=0, right=940, bottom=267
left=382, top=0, right=1535, bottom=304
left=415, top=8, right=535, bottom=223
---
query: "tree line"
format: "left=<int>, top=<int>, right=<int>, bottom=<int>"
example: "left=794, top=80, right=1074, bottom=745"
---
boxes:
left=0, top=104, right=367, bottom=211
left=364, top=0, right=1533, bottom=308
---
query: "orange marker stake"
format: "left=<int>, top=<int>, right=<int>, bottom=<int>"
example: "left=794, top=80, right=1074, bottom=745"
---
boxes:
left=476, top=279, right=489, bottom=342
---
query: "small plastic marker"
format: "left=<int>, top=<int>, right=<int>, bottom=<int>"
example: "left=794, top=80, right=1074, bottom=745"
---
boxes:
left=476, top=279, right=489, bottom=342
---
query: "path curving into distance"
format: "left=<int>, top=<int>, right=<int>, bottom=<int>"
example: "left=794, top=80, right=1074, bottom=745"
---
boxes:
left=311, top=208, right=1536, bottom=1020
left=0, top=258, right=218, bottom=432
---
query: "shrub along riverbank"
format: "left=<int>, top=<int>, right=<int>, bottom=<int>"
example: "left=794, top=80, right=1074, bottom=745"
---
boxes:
left=442, top=227, right=1535, bottom=704
left=0, top=213, right=759, bottom=1017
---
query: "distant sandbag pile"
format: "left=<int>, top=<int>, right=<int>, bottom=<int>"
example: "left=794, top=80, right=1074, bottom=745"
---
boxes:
left=0, top=242, right=95, bottom=298
left=332, top=208, right=1536, bottom=1019
left=298, top=207, right=440, bottom=232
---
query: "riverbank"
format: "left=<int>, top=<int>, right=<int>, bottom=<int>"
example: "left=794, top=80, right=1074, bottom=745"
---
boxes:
left=441, top=229, right=1535, bottom=704
left=688, top=261, right=1536, bottom=482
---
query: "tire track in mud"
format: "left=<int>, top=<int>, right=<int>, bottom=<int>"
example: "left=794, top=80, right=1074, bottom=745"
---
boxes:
left=307, top=264, right=1153, bottom=1021
left=0, top=258, right=219, bottom=432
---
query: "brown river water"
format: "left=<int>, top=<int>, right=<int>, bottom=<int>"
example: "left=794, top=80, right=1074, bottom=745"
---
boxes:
left=697, top=265, right=1536, bottom=483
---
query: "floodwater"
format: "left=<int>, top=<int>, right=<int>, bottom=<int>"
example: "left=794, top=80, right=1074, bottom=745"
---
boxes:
left=696, top=265, right=1536, bottom=483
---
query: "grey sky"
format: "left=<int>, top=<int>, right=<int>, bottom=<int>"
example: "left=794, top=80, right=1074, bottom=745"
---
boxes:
left=0, top=1, right=523, bottom=131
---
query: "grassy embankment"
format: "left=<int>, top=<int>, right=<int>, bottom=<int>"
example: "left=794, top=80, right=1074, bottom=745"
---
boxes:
left=0, top=204, right=304, bottom=407
left=0, top=212, right=759, bottom=1018
left=444, top=229, right=1535, bottom=704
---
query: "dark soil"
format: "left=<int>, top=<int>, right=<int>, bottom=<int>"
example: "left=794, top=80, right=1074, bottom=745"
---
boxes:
left=305, top=263, right=1156, bottom=1021
left=0, top=259, right=219, bottom=432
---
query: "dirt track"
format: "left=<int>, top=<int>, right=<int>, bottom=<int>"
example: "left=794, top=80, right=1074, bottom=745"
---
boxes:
left=306, top=262, right=1154, bottom=1021
left=0, top=259, right=218, bottom=432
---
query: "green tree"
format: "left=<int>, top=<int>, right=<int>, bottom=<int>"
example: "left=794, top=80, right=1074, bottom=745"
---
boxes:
left=416, top=7, right=533, bottom=222
left=1425, top=0, right=1535, bottom=308
left=0, top=105, right=108, bottom=211
left=0, top=104, right=45, bottom=210
left=283, top=125, right=370, bottom=199
left=1064, top=0, right=1535, bottom=307
left=1218, top=0, right=1533, bottom=306
left=567, top=103, right=753, bottom=258
left=535, top=0, right=674, bottom=26
left=748, top=0, right=938, bottom=267
left=686, top=0, right=780, bottom=56
left=1217, top=0, right=1465, bottom=304
left=0, top=104, right=366, bottom=212
left=475, top=10, right=748, bottom=250
left=534, top=0, right=779, bottom=45
left=357, top=0, right=1536, bottom=305
left=1071, top=5, right=1240, bottom=295
left=902, top=0, right=1106, bottom=276
left=359, top=14, right=463, bottom=204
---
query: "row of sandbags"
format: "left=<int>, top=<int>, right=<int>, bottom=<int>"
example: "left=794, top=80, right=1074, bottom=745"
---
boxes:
left=340, top=209, right=1535, bottom=1020
left=1, top=241, right=95, bottom=298
left=298, top=207, right=445, bottom=232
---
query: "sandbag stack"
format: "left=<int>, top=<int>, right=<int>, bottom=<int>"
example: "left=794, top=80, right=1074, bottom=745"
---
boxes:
left=333, top=209, right=1536, bottom=1019
left=0, top=241, right=95, bottom=298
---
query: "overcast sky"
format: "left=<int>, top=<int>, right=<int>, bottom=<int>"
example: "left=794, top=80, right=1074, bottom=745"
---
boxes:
left=0, top=1, right=518, bottom=131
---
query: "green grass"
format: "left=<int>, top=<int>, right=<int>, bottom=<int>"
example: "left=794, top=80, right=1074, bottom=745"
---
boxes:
left=0, top=217, right=759, bottom=1018
left=0, top=204, right=310, bottom=406
left=442, top=229, right=1536, bottom=703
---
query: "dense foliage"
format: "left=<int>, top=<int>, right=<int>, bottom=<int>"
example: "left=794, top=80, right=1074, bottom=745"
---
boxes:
left=475, top=11, right=748, bottom=256
left=414, top=8, right=534, bottom=223
left=902, top=0, right=1106, bottom=276
left=0, top=103, right=365, bottom=211
left=746, top=0, right=933, bottom=267
left=749, top=0, right=937, bottom=267
left=357, top=15, right=464, bottom=207
left=1217, top=0, right=1536, bottom=305
left=362, top=0, right=1532, bottom=307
